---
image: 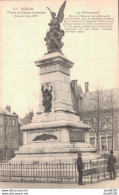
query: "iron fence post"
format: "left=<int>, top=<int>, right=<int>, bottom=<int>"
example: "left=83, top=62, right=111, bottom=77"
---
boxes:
left=46, top=162, right=48, bottom=182
left=9, top=163, right=11, bottom=180
left=33, top=163, right=35, bottom=182
left=90, top=160, right=93, bottom=183
left=103, top=153, right=106, bottom=179
left=97, top=160, right=99, bottom=182
left=60, top=162, right=62, bottom=182
left=75, top=161, right=77, bottom=183
left=21, top=163, right=23, bottom=182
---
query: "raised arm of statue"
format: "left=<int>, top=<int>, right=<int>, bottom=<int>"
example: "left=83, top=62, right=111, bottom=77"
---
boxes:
left=47, top=7, right=52, bottom=14
left=47, top=7, right=56, bottom=19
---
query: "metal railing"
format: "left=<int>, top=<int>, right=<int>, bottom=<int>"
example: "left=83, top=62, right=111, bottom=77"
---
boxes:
left=0, top=160, right=119, bottom=183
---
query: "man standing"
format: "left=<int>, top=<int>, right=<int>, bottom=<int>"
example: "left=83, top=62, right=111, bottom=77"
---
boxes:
left=77, top=152, right=84, bottom=185
left=107, top=150, right=116, bottom=180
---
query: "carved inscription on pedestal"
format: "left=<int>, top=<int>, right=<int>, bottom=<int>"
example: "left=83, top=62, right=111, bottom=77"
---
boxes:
left=69, top=130, right=85, bottom=142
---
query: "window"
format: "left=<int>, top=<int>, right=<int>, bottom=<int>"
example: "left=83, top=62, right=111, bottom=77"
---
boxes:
left=108, top=137, right=112, bottom=150
left=83, top=120, right=89, bottom=124
left=101, top=137, right=107, bottom=150
left=9, top=119, right=12, bottom=126
left=0, top=117, right=3, bottom=125
left=12, top=119, right=16, bottom=126
left=0, top=151, right=2, bottom=161
left=90, top=138, right=95, bottom=148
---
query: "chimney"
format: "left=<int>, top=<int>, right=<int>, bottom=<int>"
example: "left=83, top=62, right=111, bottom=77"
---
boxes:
left=5, top=105, right=11, bottom=112
left=85, top=82, right=89, bottom=93
left=71, top=80, right=78, bottom=85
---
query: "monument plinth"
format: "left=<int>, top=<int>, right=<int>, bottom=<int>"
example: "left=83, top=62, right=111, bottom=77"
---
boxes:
left=11, top=1, right=101, bottom=163
left=35, top=52, right=74, bottom=115
left=11, top=52, right=100, bottom=163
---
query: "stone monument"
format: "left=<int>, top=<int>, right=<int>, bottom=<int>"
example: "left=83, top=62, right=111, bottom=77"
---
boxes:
left=11, top=1, right=101, bottom=163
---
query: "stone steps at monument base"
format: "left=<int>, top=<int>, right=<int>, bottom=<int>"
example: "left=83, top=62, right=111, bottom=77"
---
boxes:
left=11, top=152, right=101, bottom=163
left=17, top=142, right=95, bottom=150
left=15, top=142, right=96, bottom=155
left=10, top=141, right=101, bottom=163
left=15, top=147, right=96, bottom=153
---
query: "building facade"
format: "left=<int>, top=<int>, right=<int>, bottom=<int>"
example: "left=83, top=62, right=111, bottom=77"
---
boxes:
left=0, top=105, right=19, bottom=161
left=71, top=81, right=119, bottom=155
left=79, top=108, right=119, bottom=155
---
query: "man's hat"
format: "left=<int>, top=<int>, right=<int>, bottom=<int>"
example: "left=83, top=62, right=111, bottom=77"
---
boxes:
left=110, top=150, right=113, bottom=154
left=78, top=151, right=82, bottom=155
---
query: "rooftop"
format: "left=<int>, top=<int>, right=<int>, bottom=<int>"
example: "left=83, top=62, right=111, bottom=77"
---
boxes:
left=79, top=88, right=119, bottom=112
left=0, top=106, right=18, bottom=116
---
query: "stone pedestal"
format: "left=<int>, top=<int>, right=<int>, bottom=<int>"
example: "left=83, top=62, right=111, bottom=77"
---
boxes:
left=11, top=52, right=101, bottom=163
left=35, top=52, right=75, bottom=114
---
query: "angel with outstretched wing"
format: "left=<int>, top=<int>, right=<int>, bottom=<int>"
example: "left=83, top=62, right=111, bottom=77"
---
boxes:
left=57, top=0, right=66, bottom=23
left=45, top=1, right=66, bottom=53
left=47, top=0, right=66, bottom=26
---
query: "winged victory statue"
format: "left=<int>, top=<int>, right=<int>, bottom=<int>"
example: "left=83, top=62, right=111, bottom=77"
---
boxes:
left=44, top=0, right=66, bottom=53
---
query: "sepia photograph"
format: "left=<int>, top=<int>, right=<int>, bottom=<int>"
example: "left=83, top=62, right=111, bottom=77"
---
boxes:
left=0, top=0, right=119, bottom=192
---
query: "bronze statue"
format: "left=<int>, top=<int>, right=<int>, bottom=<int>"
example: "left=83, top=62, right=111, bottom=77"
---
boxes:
left=44, top=0, right=66, bottom=53
left=41, top=85, right=52, bottom=112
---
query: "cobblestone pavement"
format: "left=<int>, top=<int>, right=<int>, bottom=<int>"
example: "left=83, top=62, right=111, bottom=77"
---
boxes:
left=0, top=177, right=119, bottom=189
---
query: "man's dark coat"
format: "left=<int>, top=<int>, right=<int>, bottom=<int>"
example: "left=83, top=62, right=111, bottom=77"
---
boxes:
left=107, top=154, right=116, bottom=172
left=77, top=156, right=84, bottom=172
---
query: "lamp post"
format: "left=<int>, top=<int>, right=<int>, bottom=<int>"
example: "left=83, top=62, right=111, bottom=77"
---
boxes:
left=4, top=112, right=7, bottom=161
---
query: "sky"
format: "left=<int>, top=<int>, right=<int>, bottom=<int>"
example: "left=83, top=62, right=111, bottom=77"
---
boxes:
left=0, top=0, right=118, bottom=117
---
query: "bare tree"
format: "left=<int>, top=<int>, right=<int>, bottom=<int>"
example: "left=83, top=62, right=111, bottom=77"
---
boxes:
left=22, top=111, right=34, bottom=125
left=105, top=90, right=118, bottom=150
left=89, top=89, right=110, bottom=154
left=89, top=88, right=118, bottom=154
